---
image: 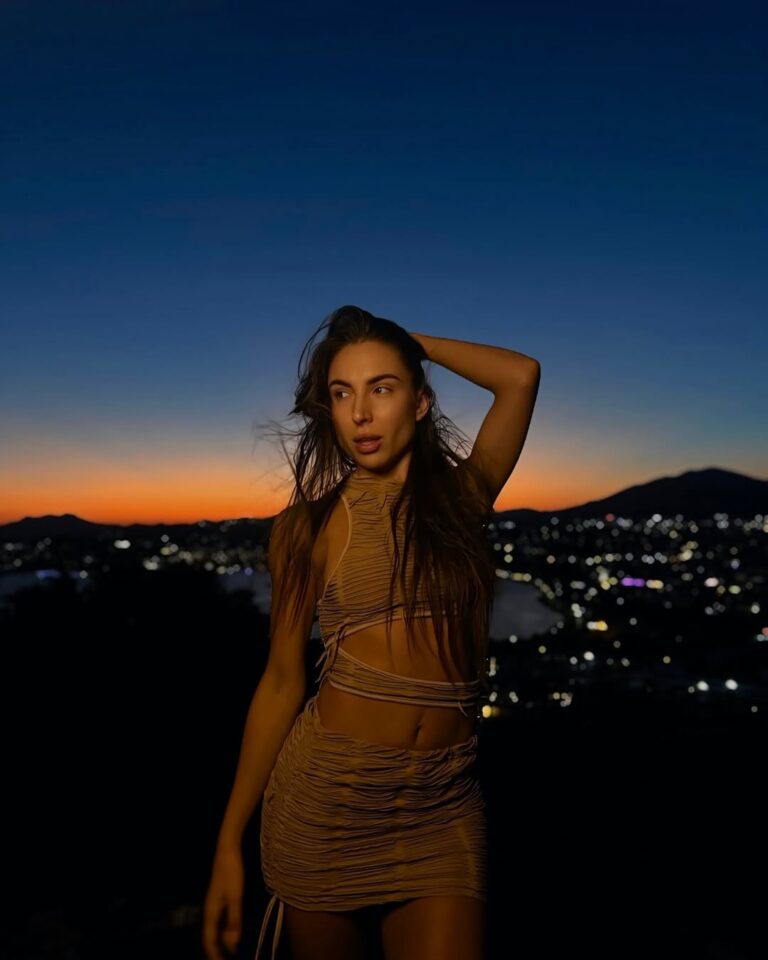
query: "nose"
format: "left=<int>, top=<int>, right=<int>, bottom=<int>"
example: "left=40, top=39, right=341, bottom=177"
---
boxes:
left=352, top=399, right=373, bottom=422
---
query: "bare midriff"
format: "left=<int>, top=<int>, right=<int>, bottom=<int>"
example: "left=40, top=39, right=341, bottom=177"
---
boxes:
left=312, top=485, right=478, bottom=751
left=314, top=615, right=477, bottom=752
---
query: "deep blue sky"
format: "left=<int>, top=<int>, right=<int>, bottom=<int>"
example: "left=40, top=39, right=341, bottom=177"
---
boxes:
left=2, top=1, right=766, bottom=523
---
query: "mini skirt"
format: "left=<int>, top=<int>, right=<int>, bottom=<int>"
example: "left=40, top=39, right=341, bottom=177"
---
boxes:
left=259, top=690, right=487, bottom=919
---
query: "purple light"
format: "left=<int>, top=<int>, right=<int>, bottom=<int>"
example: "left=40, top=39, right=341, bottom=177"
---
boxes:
left=620, top=577, right=646, bottom=587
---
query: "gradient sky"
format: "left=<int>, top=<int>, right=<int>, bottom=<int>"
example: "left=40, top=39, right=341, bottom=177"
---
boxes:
left=2, top=1, right=766, bottom=525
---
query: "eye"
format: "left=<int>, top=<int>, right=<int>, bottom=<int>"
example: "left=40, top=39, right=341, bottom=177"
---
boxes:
left=332, top=385, right=392, bottom=400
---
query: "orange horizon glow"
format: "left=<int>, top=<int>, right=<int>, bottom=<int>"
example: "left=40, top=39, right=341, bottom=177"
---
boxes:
left=5, top=448, right=756, bottom=528
left=0, top=467, right=625, bottom=527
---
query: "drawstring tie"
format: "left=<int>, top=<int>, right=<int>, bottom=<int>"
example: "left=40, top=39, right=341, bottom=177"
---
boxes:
left=254, top=892, right=284, bottom=960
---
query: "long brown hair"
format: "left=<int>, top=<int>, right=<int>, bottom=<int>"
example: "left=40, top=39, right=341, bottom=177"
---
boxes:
left=253, top=305, right=495, bottom=695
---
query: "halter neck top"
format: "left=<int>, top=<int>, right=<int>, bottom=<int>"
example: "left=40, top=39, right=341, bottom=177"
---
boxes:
left=315, top=470, right=442, bottom=686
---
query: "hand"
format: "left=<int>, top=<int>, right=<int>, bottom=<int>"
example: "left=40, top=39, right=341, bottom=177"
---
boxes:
left=407, top=331, right=430, bottom=361
left=202, top=844, right=245, bottom=960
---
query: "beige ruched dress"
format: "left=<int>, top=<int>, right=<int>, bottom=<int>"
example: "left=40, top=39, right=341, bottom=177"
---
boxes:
left=255, top=472, right=487, bottom=960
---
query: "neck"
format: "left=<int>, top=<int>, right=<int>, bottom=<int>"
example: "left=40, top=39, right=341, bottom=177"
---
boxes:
left=348, top=469, right=404, bottom=485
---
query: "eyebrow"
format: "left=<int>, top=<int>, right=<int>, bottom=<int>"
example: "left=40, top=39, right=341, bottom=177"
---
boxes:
left=328, top=373, right=402, bottom=389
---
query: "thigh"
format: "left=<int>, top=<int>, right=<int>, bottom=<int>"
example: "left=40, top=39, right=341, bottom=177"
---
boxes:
left=380, top=895, right=486, bottom=960
left=284, top=902, right=375, bottom=960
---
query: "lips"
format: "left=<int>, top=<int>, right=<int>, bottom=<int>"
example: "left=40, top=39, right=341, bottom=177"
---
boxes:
left=354, top=436, right=382, bottom=452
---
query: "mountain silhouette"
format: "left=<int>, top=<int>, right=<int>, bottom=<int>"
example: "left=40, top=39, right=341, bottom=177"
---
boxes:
left=1, top=466, right=765, bottom=541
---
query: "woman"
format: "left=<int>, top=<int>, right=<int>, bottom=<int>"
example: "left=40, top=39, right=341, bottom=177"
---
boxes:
left=203, top=306, right=541, bottom=960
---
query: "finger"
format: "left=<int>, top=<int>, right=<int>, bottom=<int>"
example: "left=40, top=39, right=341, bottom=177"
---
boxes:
left=201, top=914, right=225, bottom=960
left=222, top=900, right=242, bottom=952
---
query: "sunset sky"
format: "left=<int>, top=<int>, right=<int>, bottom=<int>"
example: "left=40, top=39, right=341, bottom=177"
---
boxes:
left=3, top=2, right=766, bottom=526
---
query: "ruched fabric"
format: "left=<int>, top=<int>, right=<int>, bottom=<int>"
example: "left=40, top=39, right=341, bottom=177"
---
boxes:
left=323, top=645, right=481, bottom=718
left=254, top=469, right=488, bottom=959
left=255, top=692, right=487, bottom=960
left=315, top=472, right=439, bottom=688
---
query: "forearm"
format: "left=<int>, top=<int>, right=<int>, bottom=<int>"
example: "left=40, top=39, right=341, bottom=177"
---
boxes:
left=214, top=673, right=305, bottom=850
left=408, top=332, right=539, bottom=394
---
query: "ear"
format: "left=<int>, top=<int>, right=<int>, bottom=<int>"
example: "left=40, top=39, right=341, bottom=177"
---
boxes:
left=415, top=387, right=430, bottom=422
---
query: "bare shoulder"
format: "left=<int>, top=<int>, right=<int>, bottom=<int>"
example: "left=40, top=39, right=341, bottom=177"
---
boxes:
left=268, top=500, right=313, bottom=571
left=264, top=501, right=320, bottom=687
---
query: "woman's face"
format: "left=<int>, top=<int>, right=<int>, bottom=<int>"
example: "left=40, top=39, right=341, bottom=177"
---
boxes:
left=327, top=340, right=428, bottom=476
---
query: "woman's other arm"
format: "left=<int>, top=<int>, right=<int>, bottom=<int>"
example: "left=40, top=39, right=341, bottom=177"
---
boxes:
left=214, top=505, right=317, bottom=850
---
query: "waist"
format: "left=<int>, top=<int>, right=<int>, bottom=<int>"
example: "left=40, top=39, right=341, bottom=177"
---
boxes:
left=321, top=645, right=480, bottom=718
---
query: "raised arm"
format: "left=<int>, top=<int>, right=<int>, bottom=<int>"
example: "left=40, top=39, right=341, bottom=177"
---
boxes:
left=409, top=331, right=541, bottom=507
